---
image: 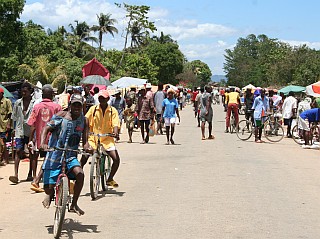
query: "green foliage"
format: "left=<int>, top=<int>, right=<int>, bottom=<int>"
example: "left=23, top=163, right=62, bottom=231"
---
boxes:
left=143, top=40, right=184, bottom=85
left=1, top=2, right=214, bottom=89
left=224, top=34, right=320, bottom=88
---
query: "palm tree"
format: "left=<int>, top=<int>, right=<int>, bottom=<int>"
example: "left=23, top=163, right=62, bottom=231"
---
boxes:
left=91, top=13, right=118, bottom=50
left=18, top=55, right=68, bottom=89
left=66, top=21, right=98, bottom=57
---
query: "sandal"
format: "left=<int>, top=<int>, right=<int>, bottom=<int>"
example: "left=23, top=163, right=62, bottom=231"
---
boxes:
left=9, top=176, right=19, bottom=184
left=31, top=187, right=45, bottom=193
left=207, top=135, right=215, bottom=140
left=107, top=180, right=119, bottom=188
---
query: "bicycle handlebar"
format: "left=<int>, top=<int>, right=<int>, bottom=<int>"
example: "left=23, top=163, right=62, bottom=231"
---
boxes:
left=89, top=132, right=117, bottom=138
left=42, top=147, right=92, bottom=156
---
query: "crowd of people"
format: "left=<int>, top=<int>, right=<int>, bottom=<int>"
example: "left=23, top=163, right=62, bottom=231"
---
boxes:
left=190, top=85, right=320, bottom=147
left=0, top=81, right=186, bottom=215
left=0, top=81, right=319, bottom=215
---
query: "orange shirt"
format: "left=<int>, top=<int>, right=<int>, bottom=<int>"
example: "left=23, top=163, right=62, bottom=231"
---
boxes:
left=85, top=105, right=119, bottom=150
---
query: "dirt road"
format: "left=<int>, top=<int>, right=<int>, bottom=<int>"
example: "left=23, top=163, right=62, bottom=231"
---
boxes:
left=0, top=104, right=319, bottom=239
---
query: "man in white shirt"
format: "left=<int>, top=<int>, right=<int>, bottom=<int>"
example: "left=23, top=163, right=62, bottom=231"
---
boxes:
left=282, top=91, right=297, bottom=137
left=154, top=84, right=166, bottom=134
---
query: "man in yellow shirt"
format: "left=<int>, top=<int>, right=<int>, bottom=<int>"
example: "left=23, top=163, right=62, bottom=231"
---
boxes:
left=82, top=90, right=121, bottom=188
left=225, top=87, right=240, bottom=133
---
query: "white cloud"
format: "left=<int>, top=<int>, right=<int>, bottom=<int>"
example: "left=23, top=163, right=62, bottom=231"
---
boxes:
left=22, top=0, right=121, bottom=29
left=155, top=21, right=237, bottom=41
left=21, top=0, right=236, bottom=74
left=281, top=39, right=320, bottom=50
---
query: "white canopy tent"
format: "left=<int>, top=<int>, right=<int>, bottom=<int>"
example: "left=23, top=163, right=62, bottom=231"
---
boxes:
left=111, top=77, right=148, bottom=89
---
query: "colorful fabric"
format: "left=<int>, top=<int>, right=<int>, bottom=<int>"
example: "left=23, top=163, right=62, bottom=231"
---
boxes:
left=27, top=99, right=62, bottom=148
left=135, top=96, right=154, bottom=120
left=43, top=157, right=80, bottom=185
left=42, top=114, right=85, bottom=170
left=86, top=105, right=119, bottom=150
left=123, top=104, right=136, bottom=124
left=162, top=98, right=179, bottom=118
left=0, top=97, right=12, bottom=132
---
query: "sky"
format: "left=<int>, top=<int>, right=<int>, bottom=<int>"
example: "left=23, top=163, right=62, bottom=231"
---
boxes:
left=22, top=0, right=320, bottom=75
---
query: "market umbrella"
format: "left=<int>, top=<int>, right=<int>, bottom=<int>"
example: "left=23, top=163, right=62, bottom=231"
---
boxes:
left=111, top=77, right=148, bottom=89
left=278, top=85, right=305, bottom=95
left=306, top=81, right=320, bottom=97
left=0, top=84, right=14, bottom=98
left=80, top=75, right=112, bottom=86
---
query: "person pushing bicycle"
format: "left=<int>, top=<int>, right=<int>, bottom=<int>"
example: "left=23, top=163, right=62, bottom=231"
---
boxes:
left=40, top=94, right=90, bottom=215
left=81, top=90, right=121, bottom=188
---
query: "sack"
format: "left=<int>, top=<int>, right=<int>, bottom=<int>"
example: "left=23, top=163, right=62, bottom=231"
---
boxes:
left=149, top=123, right=155, bottom=137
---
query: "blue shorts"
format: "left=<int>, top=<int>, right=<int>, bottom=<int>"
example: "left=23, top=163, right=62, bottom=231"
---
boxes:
left=43, top=157, right=81, bottom=186
left=0, top=132, right=7, bottom=138
left=15, top=136, right=29, bottom=150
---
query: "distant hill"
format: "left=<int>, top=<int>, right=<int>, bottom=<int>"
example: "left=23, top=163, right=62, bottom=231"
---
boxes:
left=211, top=75, right=227, bottom=82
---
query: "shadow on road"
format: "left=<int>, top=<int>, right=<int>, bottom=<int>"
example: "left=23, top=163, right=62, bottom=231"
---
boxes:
left=46, top=218, right=100, bottom=239
left=81, top=189, right=126, bottom=200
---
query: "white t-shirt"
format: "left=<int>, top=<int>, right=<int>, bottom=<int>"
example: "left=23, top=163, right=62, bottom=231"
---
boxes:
left=282, top=96, right=297, bottom=119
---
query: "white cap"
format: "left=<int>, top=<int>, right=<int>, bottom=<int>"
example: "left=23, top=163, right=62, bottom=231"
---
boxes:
left=146, top=83, right=152, bottom=88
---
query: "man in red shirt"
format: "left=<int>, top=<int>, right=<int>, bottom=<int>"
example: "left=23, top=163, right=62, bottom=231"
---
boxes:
left=192, top=87, right=199, bottom=118
left=27, top=84, right=62, bottom=191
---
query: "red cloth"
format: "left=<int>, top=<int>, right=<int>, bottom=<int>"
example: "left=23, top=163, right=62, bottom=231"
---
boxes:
left=82, top=58, right=110, bottom=80
left=226, top=103, right=239, bottom=128
left=192, top=91, right=198, bottom=101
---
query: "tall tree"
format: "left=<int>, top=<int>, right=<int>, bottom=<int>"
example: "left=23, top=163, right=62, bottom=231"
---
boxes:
left=66, top=21, right=98, bottom=58
left=91, top=13, right=118, bottom=50
left=143, top=40, right=185, bottom=84
left=115, top=3, right=157, bottom=67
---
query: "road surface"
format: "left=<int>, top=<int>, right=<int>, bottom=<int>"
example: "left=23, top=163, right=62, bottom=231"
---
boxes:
left=0, top=103, right=319, bottom=239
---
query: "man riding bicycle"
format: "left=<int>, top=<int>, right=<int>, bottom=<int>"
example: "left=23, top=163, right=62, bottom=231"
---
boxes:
left=225, top=87, right=240, bottom=133
left=40, top=94, right=90, bottom=216
left=82, top=90, right=121, bottom=188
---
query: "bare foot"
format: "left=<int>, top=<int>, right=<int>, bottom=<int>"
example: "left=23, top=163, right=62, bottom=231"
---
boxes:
left=42, top=194, right=51, bottom=209
left=70, top=204, right=85, bottom=216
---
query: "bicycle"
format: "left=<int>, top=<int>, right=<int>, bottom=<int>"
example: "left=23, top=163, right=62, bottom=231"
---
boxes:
left=291, top=121, right=320, bottom=145
left=236, top=110, right=284, bottom=142
left=236, top=110, right=254, bottom=141
left=44, top=147, right=90, bottom=239
left=263, top=112, right=284, bottom=142
left=89, top=133, right=116, bottom=200
left=228, top=105, right=238, bottom=134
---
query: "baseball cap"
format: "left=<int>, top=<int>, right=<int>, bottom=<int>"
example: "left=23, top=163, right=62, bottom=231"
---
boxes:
left=97, top=90, right=110, bottom=99
left=146, top=83, right=152, bottom=88
left=0, top=87, right=4, bottom=93
left=70, top=94, right=84, bottom=105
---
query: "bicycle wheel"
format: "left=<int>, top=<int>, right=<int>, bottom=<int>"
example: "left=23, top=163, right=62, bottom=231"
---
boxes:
left=230, top=115, right=235, bottom=134
left=311, top=124, right=320, bottom=144
left=236, top=119, right=253, bottom=141
left=291, top=125, right=304, bottom=145
left=90, top=153, right=101, bottom=200
left=53, top=176, right=68, bottom=239
left=264, top=121, right=284, bottom=142
left=101, top=155, right=112, bottom=191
